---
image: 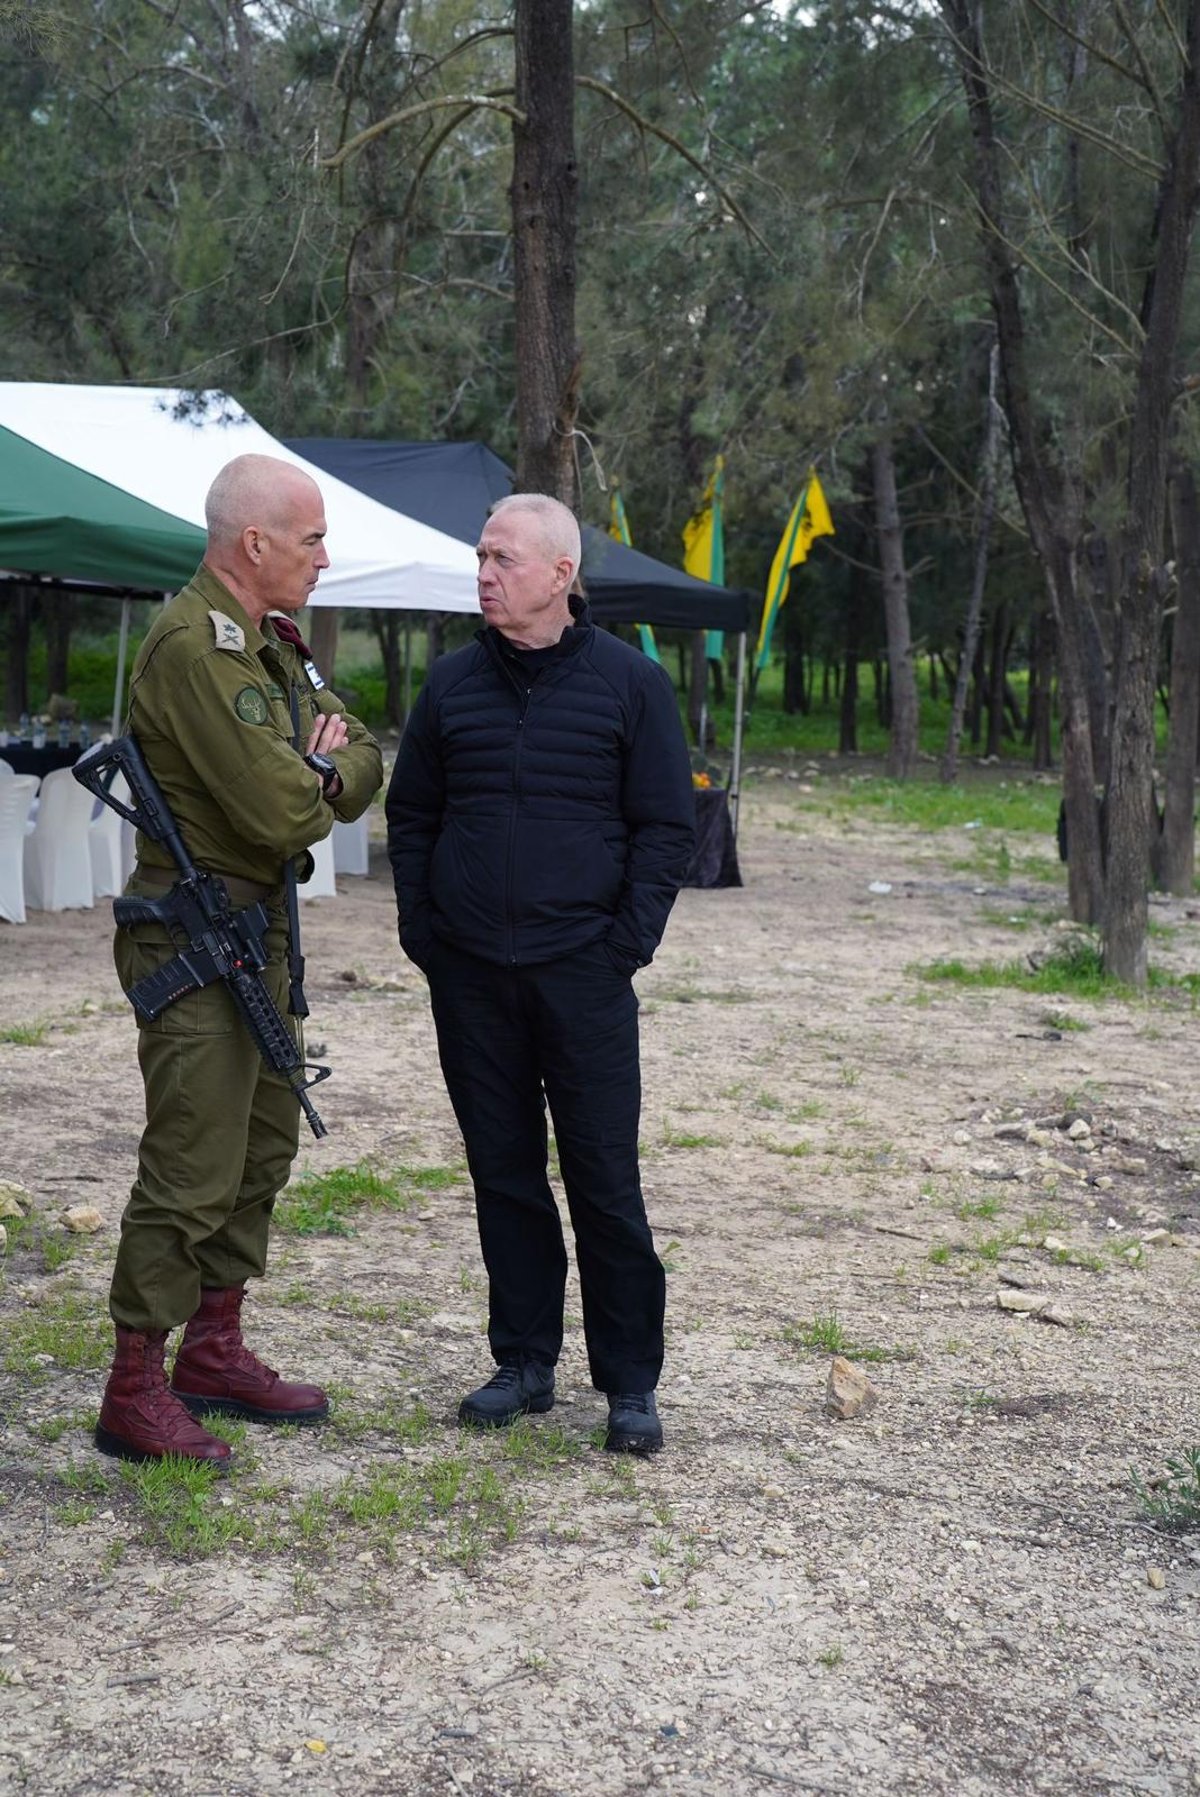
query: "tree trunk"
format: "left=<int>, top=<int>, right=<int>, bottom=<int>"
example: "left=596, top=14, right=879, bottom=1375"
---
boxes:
left=42, top=592, right=72, bottom=698
left=943, top=337, right=1000, bottom=783
left=1104, top=0, right=1200, bottom=982
left=840, top=600, right=858, bottom=754
left=872, top=424, right=919, bottom=779
left=985, top=600, right=1008, bottom=757
left=512, top=0, right=579, bottom=508
left=371, top=614, right=404, bottom=728
left=687, top=631, right=708, bottom=745
left=783, top=608, right=807, bottom=713
left=426, top=614, right=447, bottom=671
left=307, top=609, right=340, bottom=687
left=5, top=585, right=34, bottom=722
left=942, top=0, right=1105, bottom=924
left=1156, top=457, right=1200, bottom=892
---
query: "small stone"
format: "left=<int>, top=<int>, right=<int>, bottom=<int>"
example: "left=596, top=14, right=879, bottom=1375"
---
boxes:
left=1141, top=1228, right=1170, bottom=1245
left=1093, top=1176, right=1114, bottom=1193
left=0, top=1183, right=29, bottom=1220
left=762, top=1538, right=789, bottom=1559
left=993, top=1124, right=1028, bottom=1141
left=762, top=1483, right=786, bottom=1501
left=1147, top=1567, right=1166, bottom=1590
left=81, top=999, right=100, bottom=1015
left=969, top=1160, right=1005, bottom=1179
left=824, top=1355, right=878, bottom=1420
left=0, top=1225, right=6, bottom=1256
left=996, top=1290, right=1047, bottom=1314
left=1067, top=1119, right=1092, bottom=1141
left=63, top=1205, right=104, bottom=1234
left=953, top=1130, right=971, bottom=1147
left=1114, top=1157, right=1147, bottom=1176
left=1041, top=1234, right=1069, bottom=1255
left=1035, top=1304, right=1076, bottom=1328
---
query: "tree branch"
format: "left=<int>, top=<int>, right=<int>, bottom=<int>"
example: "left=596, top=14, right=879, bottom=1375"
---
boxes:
left=574, top=74, right=771, bottom=256
left=1021, top=0, right=1146, bottom=98
left=1112, top=0, right=1170, bottom=137
left=321, top=91, right=525, bottom=171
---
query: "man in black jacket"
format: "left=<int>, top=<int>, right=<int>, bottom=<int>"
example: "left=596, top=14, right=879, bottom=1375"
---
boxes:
left=386, top=493, right=695, bottom=1453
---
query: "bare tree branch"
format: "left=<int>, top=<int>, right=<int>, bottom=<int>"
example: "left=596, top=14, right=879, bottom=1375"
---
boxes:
left=1155, top=0, right=1190, bottom=66
left=1021, top=0, right=1145, bottom=98
left=1112, top=0, right=1170, bottom=137
left=322, top=91, right=525, bottom=172
left=940, top=6, right=1163, bottom=182
left=574, top=73, right=770, bottom=255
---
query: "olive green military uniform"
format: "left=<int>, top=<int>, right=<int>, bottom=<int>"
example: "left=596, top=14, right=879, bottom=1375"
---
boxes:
left=110, top=565, right=383, bottom=1332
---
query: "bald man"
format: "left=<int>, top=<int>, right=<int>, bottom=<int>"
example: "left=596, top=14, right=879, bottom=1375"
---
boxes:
left=386, top=494, right=695, bottom=1454
left=95, top=454, right=382, bottom=1470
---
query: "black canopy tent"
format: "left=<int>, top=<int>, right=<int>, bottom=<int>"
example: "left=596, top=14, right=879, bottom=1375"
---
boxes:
left=286, top=438, right=751, bottom=632
left=287, top=437, right=751, bottom=827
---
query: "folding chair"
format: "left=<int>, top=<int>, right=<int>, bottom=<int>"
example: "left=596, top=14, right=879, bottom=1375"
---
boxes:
left=0, top=776, right=41, bottom=923
left=24, top=765, right=96, bottom=911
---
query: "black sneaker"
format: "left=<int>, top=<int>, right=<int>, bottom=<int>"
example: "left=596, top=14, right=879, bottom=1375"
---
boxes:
left=605, top=1390, right=663, bottom=1455
left=458, top=1361, right=555, bottom=1429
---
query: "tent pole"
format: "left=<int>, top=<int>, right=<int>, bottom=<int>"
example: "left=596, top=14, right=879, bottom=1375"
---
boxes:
left=729, top=631, right=747, bottom=839
left=404, top=618, right=413, bottom=721
left=111, top=597, right=132, bottom=738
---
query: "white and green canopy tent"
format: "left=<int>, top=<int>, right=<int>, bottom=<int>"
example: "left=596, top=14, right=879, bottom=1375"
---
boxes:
left=0, top=382, right=481, bottom=729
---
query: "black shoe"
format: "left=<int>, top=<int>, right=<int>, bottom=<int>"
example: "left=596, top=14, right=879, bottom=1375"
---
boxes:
left=458, top=1361, right=555, bottom=1429
left=605, top=1390, right=663, bottom=1455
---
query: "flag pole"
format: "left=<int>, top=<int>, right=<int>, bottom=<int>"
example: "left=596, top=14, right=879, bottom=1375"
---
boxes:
left=729, top=630, right=747, bottom=839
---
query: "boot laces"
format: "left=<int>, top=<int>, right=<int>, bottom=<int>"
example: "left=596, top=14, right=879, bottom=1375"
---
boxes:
left=610, top=1391, right=654, bottom=1414
left=482, top=1364, right=524, bottom=1392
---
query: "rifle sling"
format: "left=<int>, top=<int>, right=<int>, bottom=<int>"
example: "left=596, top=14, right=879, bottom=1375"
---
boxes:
left=286, top=686, right=309, bottom=1021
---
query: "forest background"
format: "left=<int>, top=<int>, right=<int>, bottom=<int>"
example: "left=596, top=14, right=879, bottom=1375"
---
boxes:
left=5, top=0, right=1200, bottom=981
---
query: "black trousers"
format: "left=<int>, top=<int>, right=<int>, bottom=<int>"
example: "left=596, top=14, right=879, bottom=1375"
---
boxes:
left=427, top=938, right=665, bottom=1393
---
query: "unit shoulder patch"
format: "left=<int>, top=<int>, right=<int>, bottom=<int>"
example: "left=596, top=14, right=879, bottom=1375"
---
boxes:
left=234, top=686, right=270, bottom=725
left=209, top=610, right=246, bottom=653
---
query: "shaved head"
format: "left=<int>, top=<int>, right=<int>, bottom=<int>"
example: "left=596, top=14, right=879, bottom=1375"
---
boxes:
left=202, top=453, right=329, bottom=624
left=205, top=454, right=322, bottom=549
left=488, top=493, right=581, bottom=582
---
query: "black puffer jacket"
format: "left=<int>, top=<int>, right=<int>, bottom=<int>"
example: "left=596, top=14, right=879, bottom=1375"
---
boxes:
left=385, top=607, right=696, bottom=971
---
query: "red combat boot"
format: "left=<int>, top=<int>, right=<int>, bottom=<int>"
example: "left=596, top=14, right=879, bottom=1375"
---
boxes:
left=95, top=1327, right=233, bottom=1468
left=170, top=1285, right=329, bottom=1425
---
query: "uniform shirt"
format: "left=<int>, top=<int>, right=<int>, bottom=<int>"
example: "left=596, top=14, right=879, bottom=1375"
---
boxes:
left=128, top=564, right=382, bottom=886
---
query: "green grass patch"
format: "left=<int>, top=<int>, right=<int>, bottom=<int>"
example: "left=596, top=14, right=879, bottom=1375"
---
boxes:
left=783, top=1309, right=910, bottom=1363
left=821, top=776, right=1062, bottom=836
left=121, top=1455, right=242, bottom=1557
left=1, top=1291, right=109, bottom=1374
left=954, top=1194, right=1004, bottom=1221
left=0, top=1020, right=50, bottom=1046
left=274, top=1160, right=463, bottom=1236
left=915, top=938, right=1110, bottom=998
left=1132, top=1447, right=1200, bottom=1533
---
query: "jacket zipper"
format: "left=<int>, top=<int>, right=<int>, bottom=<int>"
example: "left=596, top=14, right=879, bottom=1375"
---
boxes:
left=505, top=677, right=534, bottom=965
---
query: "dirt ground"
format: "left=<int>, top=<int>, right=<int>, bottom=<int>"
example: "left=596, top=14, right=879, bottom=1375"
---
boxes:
left=2, top=764, right=1200, bottom=1797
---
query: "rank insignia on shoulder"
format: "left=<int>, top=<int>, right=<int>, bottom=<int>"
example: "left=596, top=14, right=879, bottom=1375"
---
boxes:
left=234, top=686, right=270, bottom=725
left=209, top=610, right=246, bottom=653
left=303, top=658, right=327, bottom=692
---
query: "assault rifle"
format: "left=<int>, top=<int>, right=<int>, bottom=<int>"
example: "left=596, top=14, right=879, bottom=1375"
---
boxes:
left=73, top=735, right=331, bottom=1139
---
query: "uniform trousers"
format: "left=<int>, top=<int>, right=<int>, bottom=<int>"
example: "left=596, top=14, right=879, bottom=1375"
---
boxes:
left=427, top=938, right=665, bottom=1394
left=110, top=891, right=300, bottom=1332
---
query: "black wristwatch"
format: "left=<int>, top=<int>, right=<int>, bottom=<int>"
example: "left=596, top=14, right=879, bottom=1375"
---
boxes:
left=304, top=751, right=340, bottom=797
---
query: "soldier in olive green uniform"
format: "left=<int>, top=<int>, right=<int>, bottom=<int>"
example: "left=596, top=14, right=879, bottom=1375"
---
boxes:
left=96, top=454, right=383, bottom=1470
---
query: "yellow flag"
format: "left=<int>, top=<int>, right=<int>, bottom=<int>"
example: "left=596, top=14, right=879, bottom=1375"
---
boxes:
left=609, top=485, right=660, bottom=663
left=756, top=471, right=834, bottom=671
left=682, top=454, right=726, bottom=586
